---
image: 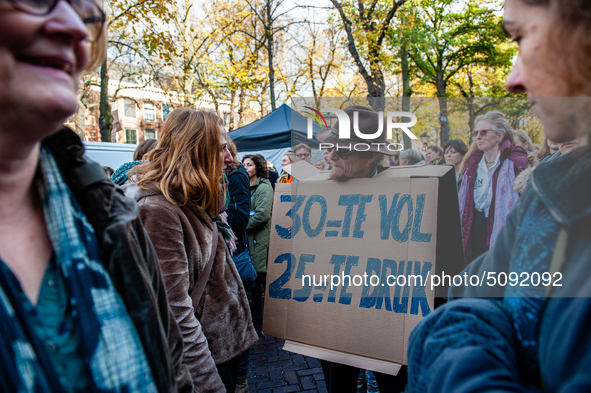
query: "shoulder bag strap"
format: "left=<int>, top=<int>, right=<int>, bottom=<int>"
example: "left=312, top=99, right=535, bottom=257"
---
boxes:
left=540, top=227, right=569, bottom=392
left=191, top=224, right=218, bottom=308
left=545, top=227, right=569, bottom=297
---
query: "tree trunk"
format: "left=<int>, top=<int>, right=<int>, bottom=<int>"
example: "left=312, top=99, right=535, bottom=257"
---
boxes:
left=308, top=44, right=319, bottom=108
left=366, top=63, right=385, bottom=111
left=229, top=89, right=236, bottom=131
left=467, top=73, right=475, bottom=145
left=239, top=86, right=247, bottom=127
left=98, top=58, right=112, bottom=142
left=467, top=96, right=475, bottom=145
left=210, top=91, right=220, bottom=114
left=183, top=59, right=192, bottom=107
left=401, top=46, right=412, bottom=150
left=266, top=1, right=276, bottom=111
left=436, top=71, right=449, bottom=145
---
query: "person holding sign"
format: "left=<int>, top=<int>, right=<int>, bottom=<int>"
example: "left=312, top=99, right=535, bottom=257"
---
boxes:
left=317, top=106, right=407, bottom=393
left=321, top=106, right=395, bottom=182
left=407, top=0, right=591, bottom=391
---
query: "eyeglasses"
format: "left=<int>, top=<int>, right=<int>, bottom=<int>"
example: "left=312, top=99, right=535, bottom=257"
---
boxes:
left=329, top=148, right=354, bottom=159
left=296, top=153, right=310, bottom=159
left=471, top=129, right=495, bottom=137
left=6, top=0, right=105, bottom=42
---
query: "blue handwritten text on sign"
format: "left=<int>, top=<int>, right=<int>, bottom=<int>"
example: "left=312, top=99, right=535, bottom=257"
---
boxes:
left=275, top=193, right=432, bottom=242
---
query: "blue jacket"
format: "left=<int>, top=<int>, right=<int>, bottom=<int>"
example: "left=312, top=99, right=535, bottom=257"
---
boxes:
left=408, top=147, right=591, bottom=392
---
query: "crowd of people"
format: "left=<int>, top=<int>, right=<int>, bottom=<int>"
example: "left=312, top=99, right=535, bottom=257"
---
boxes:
left=0, top=0, right=590, bottom=392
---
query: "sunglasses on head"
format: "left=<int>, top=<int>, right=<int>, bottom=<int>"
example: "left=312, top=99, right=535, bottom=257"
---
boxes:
left=471, top=129, right=495, bottom=137
left=6, top=0, right=105, bottom=42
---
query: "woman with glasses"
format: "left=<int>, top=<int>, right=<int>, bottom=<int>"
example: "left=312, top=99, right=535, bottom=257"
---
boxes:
left=457, top=111, right=531, bottom=263
left=0, top=1, right=192, bottom=392
left=241, top=154, right=274, bottom=331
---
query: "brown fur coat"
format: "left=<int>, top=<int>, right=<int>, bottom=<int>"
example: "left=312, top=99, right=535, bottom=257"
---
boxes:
left=124, top=182, right=258, bottom=392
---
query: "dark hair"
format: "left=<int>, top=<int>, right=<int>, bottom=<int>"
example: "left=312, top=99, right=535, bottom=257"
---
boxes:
left=225, top=138, right=241, bottom=171
left=443, top=139, right=468, bottom=156
left=242, top=154, right=269, bottom=179
left=426, top=145, right=443, bottom=156
left=133, top=138, right=158, bottom=161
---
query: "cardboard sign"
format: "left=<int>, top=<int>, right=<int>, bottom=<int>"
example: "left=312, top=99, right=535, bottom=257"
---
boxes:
left=263, top=165, right=464, bottom=374
left=283, top=160, right=320, bottom=180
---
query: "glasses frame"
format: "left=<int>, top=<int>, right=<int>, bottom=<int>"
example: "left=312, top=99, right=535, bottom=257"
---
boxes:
left=295, top=153, right=311, bottom=159
left=6, top=0, right=105, bottom=42
left=471, top=129, right=496, bottom=138
left=330, top=148, right=355, bottom=159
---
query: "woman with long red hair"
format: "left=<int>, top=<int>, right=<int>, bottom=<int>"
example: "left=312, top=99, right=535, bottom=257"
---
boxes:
left=127, top=108, right=258, bottom=392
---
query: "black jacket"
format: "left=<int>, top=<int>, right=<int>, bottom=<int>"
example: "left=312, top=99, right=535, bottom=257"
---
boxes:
left=268, top=169, right=279, bottom=190
left=226, top=165, right=251, bottom=255
left=43, top=127, right=193, bottom=393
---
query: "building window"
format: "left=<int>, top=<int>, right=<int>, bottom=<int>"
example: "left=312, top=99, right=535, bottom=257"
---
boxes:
left=125, top=128, right=137, bottom=144
left=223, top=112, right=231, bottom=127
left=124, top=98, right=136, bottom=118
left=144, top=102, right=155, bottom=121
left=145, top=129, right=157, bottom=140
left=162, top=105, right=171, bottom=121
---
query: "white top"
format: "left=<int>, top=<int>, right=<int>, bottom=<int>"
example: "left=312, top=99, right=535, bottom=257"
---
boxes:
left=473, top=151, right=501, bottom=218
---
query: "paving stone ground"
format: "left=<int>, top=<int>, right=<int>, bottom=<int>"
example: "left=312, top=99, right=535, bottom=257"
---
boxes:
left=246, top=335, right=327, bottom=393
left=245, top=334, right=371, bottom=393
left=245, top=292, right=376, bottom=393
